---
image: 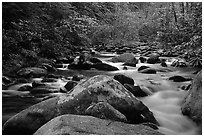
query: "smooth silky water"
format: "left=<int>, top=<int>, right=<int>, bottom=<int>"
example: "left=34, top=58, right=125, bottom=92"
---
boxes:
left=2, top=53, right=200, bottom=134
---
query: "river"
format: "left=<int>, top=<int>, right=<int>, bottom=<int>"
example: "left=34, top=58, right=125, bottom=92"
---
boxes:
left=2, top=52, right=200, bottom=134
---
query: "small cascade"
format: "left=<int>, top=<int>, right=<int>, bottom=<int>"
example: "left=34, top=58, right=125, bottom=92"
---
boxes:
left=140, top=90, right=199, bottom=134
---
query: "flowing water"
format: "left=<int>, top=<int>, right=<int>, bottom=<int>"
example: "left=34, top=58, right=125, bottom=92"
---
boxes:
left=2, top=52, right=200, bottom=134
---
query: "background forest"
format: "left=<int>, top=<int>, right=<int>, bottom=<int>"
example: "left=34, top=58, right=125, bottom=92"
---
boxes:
left=2, top=2, right=202, bottom=75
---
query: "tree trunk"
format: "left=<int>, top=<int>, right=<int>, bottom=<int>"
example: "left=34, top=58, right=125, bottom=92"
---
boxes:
left=180, top=2, right=185, bottom=15
left=171, top=2, right=177, bottom=23
left=180, top=2, right=185, bottom=25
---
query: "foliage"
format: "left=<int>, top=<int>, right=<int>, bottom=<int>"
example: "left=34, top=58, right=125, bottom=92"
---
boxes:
left=2, top=2, right=202, bottom=74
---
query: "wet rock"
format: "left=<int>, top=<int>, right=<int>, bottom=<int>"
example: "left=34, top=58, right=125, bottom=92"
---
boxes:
left=64, top=81, right=78, bottom=91
left=123, top=66, right=128, bottom=70
left=55, top=64, right=63, bottom=68
left=30, top=86, right=60, bottom=94
left=123, top=62, right=136, bottom=67
left=142, top=122, right=159, bottom=130
left=46, top=74, right=61, bottom=79
left=139, top=68, right=157, bottom=74
left=68, top=62, right=92, bottom=70
left=41, top=78, right=58, bottom=83
left=15, top=78, right=29, bottom=84
left=41, top=96, right=55, bottom=101
left=139, top=57, right=147, bottom=63
left=161, top=62, right=167, bottom=67
left=34, top=114, right=162, bottom=135
left=147, top=54, right=160, bottom=64
left=156, top=67, right=173, bottom=73
left=124, top=84, right=148, bottom=97
left=89, top=57, right=103, bottom=64
left=138, top=66, right=150, bottom=72
left=181, top=71, right=202, bottom=125
left=85, top=102, right=127, bottom=122
left=180, top=85, right=186, bottom=90
left=40, top=63, right=56, bottom=72
left=17, top=67, right=47, bottom=78
left=111, top=53, right=136, bottom=63
left=114, top=74, right=134, bottom=85
left=90, top=50, right=96, bottom=55
left=72, top=74, right=85, bottom=81
left=32, top=81, right=45, bottom=88
left=180, top=84, right=191, bottom=91
left=3, top=75, right=158, bottom=135
left=92, top=63, right=119, bottom=71
left=18, top=85, right=32, bottom=91
left=169, top=76, right=192, bottom=82
left=123, top=61, right=137, bottom=67
left=123, top=57, right=138, bottom=67
left=185, top=84, right=191, bottom=90
left=139, top=85, right=153, bottom=95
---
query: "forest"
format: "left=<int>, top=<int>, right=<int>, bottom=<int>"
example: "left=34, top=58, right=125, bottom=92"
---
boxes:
left=2, top=2, right=202, bottom=75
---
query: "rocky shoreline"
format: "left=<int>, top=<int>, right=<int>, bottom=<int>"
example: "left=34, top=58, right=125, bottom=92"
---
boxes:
left=2, top=50, right=202, bottom=135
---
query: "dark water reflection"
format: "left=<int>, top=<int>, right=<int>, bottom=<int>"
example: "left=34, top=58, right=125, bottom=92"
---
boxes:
left=2, top=96, right=41, bottom=125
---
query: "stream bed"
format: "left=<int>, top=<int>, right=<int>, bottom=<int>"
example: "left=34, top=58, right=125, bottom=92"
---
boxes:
left=2, top=52, right=200, bottom=135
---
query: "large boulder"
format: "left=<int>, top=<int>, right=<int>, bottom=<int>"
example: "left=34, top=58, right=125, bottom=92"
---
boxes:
left=85, top=102, right=127, bottom=122
left=17, top=67, right=47, bottom=78
left=147, top=54, right=160, bottom=64
left=92, top=63, right=119, bottom=71
left=181, top=71, right=202, bottom=126
left=3, top=75, right=158, bottom=135
left=111, top=53, right=136, bottom=63
left=34, top=114, right=162, bottom=135
left=114, top=74, right=134, bottom=85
